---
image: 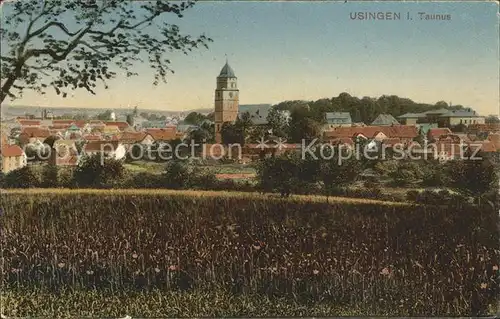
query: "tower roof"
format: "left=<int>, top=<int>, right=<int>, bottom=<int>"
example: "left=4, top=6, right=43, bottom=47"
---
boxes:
left=218, top=62, right=236, bottom=78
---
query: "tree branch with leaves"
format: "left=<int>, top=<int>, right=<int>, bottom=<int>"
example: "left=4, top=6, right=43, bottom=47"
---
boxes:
left=0, top=0, right=212, bottom=107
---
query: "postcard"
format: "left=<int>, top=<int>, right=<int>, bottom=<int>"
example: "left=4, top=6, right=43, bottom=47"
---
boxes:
left=0, top=0, right=499, bottom=317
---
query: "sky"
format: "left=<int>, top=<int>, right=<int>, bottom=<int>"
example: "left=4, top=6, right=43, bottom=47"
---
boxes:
left=1, top=1, right=499, bottom=115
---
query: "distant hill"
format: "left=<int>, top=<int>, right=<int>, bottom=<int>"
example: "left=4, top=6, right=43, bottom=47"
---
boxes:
left=1, top=104, right=213, bottom=120
left=272, top=93, right=472, bottom=124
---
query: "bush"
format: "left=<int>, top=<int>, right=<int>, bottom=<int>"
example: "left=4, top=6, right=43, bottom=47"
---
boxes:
left=415, top=190, right=441, bottom=205
left=125, top=172, right=162, bottom=189
left=406, top=190, right=419, bottom=201
left=40, top=164, right=58, bottom=188
left=3, top=166, right=39, bottom=188
left=344, top=187, right=383, bottom=200
left=363, top=180, right=378, bottom=189
left=73, top=154, right=125, bottom=188
left=193, top=172, right=218, bottom=190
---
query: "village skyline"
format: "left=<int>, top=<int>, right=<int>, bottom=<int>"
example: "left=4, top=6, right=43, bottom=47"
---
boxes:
left=1, top=1, right=498, bottom=116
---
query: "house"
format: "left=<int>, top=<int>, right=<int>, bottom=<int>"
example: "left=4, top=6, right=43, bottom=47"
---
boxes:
left=487, top=133, right=500, bottom=150
left=18, top=127, right=51, bottom=145
left=467, top=123, right=500, bottom=134
left=430, top=140, right=467, bottom=161
left=82, top=134, right=102, bottom=141
left=468, top=141, right=497, bottom=154
left=427, top=128, right=452, bottom=142
left=120, top=132, right=155, bottom=146
left=324, top=112, right=352, bottom=130
left=83, top=140, right=126, bottom=160
left=17, top=119, right=41, bottom=127
left=397, top=113, right=426, bottom=125
left=50, top=140, right=79, bottom=166
left=238, top=104, right=272, bottom=125
left=424, top=108, right=450, bottom=125
left=324, top=125, right=418, bottom=143
left=329, top=137, right=354, bottom=147
left=102, top=125, right=121, bottom=136
left=438, top=109, right=485, bottom=127
left=416, top=123, right=438, bottom=136
left=64, top=124, right=82, bottom=139
left=371, top=114, right=399, bottom=126
left=103, top=121, right=129, bottom=131
left=87, top=120, right=106, bottom=129
left=397, top=108, right=484, bottom=128
left=1, top=144, right=27, bottom=173
left=373, top=131, right=388, bottom=141
left=145, top=128, right=177, bottom=142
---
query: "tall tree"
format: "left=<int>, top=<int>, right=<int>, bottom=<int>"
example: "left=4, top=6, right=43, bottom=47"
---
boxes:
left=266, top=108, right=289, bottom=138
left=288, top=106, right=321, bottom=143
left=184, top=111, right=206, bottom=125
left=0, top=0, right=212, bottom=106
left=485, top=115, right=500, bottom=124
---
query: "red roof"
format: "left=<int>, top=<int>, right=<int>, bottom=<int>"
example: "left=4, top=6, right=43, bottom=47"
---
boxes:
left=88, top=120, right=105, bottom=126
left=427, top=128, right=452, bottom=140
left=1, top=144, right=24, bottom=157
left=83, top=134, right=101, bottom=141
left=468, top=123, right=500, bottom=133
left=21, top=127, right=51, bottom=138
left=52, top=120, right=74, bottom=125
left=50, top=124, right=71, bottom=130
left=18, top=119, right=41, bottom=126
left=438, top=134, right=463, bottom=143
left=324, top=125, right=418, bottom=140
left=469, top=141, right=497, bottom=153
left=487, top=133, right=500, bottom=148
left=104, top=121, right=129, bottom=130
left=145, top=128, right=177, bottom=141
left=120, top=131, right=150, bottom=143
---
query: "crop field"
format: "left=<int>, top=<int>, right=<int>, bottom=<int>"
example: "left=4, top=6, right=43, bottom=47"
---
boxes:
left=1, top=189, right=498, bottom=317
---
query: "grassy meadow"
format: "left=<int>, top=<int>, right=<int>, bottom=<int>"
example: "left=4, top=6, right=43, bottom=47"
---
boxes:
left=1, top=189, right=498, bottom=317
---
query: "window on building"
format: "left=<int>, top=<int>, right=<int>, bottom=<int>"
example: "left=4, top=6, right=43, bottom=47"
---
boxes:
left=460, top=119, right=462, bottom=124
left=464, top=119, right=467, bottom=124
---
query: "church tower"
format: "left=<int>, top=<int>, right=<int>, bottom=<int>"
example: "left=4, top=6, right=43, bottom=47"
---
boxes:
left=214, top=60, right=239, bottom=143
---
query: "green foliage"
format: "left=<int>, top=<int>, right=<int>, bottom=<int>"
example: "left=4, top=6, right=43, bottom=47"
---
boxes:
left=447, top=158, right=499, bottom=197
left=187, top=121, right=215, bottom=145
left=1, top=0, right=212, bottom=103
left=184, top=112, right=207, bottom=125
left=124, top=172, right=162, bottom=189
left=485, top=115, right=500, bottom=124
left=161, top=160, right=198, bottom=189
left=389, top=161, right=423, bottom=186
left=220, top=113, right=252, bottom=145
left=95, top=110, right=113, bottom=121
left=3, top=166, right=40, bottom=188
left=273, top=93, right=465, bottom=126
left=287, top=106, right=321, bottom=143
left=266, top=108, right=289, bottom=138
left=126, top=114, right=134, bottom=126
left=72, top=154, right=125, bottom=188
left=320, top=149, right=362, bottom=197
left=41, top=163, right=59, bottom=188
